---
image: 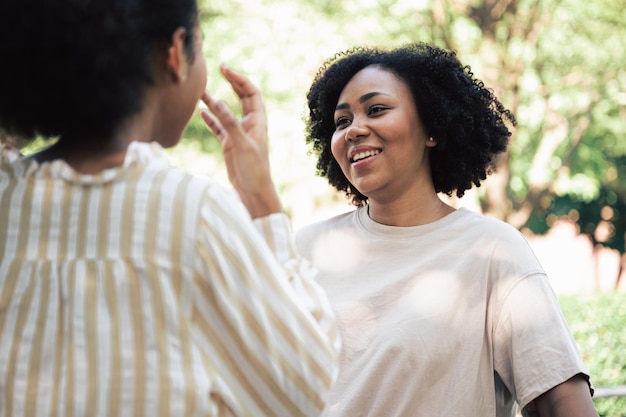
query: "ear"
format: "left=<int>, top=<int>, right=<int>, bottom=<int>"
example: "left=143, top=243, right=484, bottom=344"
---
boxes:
left=426, top=136, right=437, bottom=147
left=166, top=27, right=189, bottom=83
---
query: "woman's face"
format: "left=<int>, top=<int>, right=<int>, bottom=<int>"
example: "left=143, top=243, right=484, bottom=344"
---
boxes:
left=330, top=65, right=435, bottom=204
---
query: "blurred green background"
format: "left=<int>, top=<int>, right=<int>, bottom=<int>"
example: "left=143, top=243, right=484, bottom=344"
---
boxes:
left=188, top=0, right=625, bottom=245
left=562, top=293, right=626, bottom=416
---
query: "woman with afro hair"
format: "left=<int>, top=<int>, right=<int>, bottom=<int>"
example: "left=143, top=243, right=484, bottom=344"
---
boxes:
left=291, top=43, right=597, bottom=416
left=0, top=0, right=341, bottom=416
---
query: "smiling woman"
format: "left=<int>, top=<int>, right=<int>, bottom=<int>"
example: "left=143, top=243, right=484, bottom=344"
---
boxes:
left=292, top=43, right=600, bottom=417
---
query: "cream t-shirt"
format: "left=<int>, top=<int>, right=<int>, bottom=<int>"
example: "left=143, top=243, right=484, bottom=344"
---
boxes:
left=296, top=207, right=590, bottom=417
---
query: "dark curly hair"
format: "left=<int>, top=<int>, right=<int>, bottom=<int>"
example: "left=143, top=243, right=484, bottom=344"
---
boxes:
left=0, top=0, right=198, bottom=144
left=305, top=43, right=516, bottom=206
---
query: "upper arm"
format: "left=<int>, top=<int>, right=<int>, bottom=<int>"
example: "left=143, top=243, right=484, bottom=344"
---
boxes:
left=529, top=374, right=598, bottom=417
left=492, top=273, right=592, bottom=409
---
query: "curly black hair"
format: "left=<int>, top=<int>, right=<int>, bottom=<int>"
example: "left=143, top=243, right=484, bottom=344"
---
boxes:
left=305, top=43, right=516, bottom=206
left=0, top=0, right=198, bottom=144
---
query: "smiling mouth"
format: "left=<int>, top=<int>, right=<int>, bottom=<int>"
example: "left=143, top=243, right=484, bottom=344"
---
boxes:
left=351, top=149, right=381, bottom=163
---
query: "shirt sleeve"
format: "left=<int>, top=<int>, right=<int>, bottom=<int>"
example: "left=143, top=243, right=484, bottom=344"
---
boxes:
left=493, top=272, right=591, bottom=412
left=189, top=186, right=341, bottom=417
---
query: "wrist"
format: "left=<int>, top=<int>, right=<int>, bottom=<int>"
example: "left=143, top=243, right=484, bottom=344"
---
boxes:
left=238, top=183, right=282, bottom=219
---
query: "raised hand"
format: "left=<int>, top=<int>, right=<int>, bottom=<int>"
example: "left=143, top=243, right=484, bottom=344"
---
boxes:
left=201, top=64, right=281, bottom=218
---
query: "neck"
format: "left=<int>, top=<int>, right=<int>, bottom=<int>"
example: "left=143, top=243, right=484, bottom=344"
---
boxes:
left=367, top=194, right=455, bottom=227
left=29, top=107, right=156, bottom=174
left=33, top=139, right=133, bottom=174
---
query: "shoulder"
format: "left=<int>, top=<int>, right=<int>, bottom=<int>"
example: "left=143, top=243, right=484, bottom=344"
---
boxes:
left=452, top=208, right=531, bottom=248
left=0, top=145, right=21, bottom=163
left=449, top=209, right=545, bottom=278
left=0, top=145, right=28, bottom=178
left=295, top=208, right=360, bottom=253
left=297, top=209, right=359, bottom=238
left=131, top=141, right=239, bottom=209
left=124, top=143, right=250, bottom=236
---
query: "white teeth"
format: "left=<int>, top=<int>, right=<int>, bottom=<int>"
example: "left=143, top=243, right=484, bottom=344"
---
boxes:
left=351, top=149, right=380, bottom=162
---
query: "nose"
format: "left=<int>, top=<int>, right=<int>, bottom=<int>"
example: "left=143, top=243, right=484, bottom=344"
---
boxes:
left=345, top=123, right=369, bottom=142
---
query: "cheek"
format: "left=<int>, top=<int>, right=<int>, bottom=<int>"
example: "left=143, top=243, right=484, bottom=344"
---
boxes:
left=196, top=60, right=208, bottom=93
left=330, top=133, right=344, bottom=162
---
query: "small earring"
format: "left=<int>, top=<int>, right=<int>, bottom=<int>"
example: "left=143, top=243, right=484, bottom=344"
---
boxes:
left=429, top=137, right=434, bottom=141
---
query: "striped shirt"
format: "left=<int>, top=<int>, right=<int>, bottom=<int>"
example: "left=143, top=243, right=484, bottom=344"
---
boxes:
left=0, top=141, right=340, bottom=417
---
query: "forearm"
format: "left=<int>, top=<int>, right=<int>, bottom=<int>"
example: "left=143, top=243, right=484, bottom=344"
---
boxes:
left=237, top=180, right=282, bottom=219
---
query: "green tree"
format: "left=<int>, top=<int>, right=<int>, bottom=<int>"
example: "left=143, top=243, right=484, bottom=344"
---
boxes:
left=435, top=0, right=626, bottom=284
left=308, top=0, right=625, bottom=223
left=189, top=0, right=626, bottom=281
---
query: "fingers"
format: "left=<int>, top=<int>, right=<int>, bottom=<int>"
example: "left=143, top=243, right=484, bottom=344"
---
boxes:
left=200, top=66, right=266, bottom=147
left=200, top=91, right=246, bottom=144
left=200, top=92, right=225, bottom=141
left=200, top=109, right=224, bottom=142
left=219, top=64, right=264, bottom=117
left=219, top=64, right=258, bottom=99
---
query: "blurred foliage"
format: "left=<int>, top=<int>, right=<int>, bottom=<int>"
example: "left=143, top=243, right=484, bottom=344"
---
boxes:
left=9, top=0, right=626, bottom=240
left=560, top=292, right=626, bottom=417
left=526, top=182, right=626, bottom=253
left=181, top=0, right=626, bottom=239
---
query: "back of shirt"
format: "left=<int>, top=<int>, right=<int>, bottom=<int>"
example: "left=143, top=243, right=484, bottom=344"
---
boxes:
left=0, top=142, right=340, bottom=417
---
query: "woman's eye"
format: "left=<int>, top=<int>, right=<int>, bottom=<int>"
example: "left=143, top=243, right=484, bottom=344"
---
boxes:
left=335, top=117, right=350, bottom=128
left=368, top=105, right=387, bottom=115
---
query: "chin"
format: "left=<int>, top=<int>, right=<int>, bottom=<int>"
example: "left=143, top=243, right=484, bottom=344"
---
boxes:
left=154, top=133, right=183, bottom=149
left=162, top=138, right=182, bottom=149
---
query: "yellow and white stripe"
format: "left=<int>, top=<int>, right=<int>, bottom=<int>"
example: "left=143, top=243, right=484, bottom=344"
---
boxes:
left=0, top=142, right=340, bottom=417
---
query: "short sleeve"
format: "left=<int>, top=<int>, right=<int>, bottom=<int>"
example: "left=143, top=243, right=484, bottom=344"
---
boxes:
left=493, top=273, right=590, bottom=410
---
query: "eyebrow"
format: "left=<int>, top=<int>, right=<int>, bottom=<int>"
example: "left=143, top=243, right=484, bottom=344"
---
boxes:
left=335, top=92, right=389, bottom=111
